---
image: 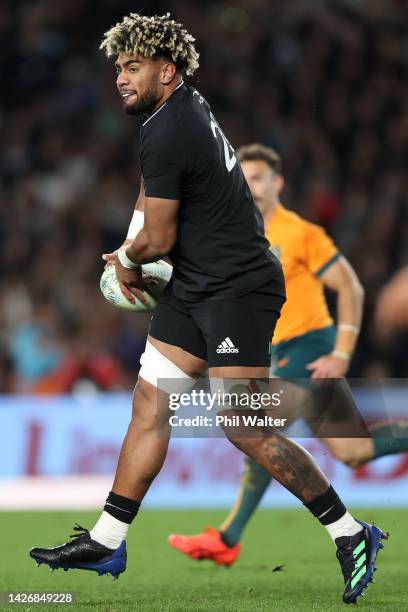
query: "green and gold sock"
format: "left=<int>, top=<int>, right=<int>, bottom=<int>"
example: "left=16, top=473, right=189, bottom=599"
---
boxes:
left=220, top=456, right=271, bottom=547
left=370, top=420, right=408, bottom=459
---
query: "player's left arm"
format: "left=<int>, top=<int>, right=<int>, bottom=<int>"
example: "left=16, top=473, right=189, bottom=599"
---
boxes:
left=307, top=256, right=365, bottom=378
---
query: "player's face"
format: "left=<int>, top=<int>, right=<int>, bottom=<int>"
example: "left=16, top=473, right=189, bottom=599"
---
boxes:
left=115, top=52, right=164, bottom=116
left=241, top=160, right=284, bottom=216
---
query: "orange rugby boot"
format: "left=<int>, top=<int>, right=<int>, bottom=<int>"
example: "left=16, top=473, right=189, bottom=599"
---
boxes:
left=168, top=527, right=240, bottom=566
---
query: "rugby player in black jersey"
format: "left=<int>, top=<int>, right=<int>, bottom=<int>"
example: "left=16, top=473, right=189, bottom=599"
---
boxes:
left=29, top=13, right=386, bottom=604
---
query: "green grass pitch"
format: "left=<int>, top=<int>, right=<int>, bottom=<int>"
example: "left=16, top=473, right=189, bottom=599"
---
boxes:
left=0, top=509, right=405, bottom=611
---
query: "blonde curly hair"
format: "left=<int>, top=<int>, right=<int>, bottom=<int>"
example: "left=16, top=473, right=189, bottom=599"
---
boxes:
left=100, top=12, right=199, bottom=76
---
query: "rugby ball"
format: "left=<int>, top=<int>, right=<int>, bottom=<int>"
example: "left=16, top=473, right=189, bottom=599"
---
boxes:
left=100, top=259, right=173, bottom=312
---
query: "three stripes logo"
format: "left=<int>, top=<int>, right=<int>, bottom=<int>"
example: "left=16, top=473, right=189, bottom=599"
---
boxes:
left=216, top=337, right=239, bottom=354
left=350, top=540, right=367, bottom=589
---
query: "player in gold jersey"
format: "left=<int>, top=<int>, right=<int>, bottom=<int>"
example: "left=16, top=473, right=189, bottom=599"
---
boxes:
left=169, top=143, right=408, bottom=565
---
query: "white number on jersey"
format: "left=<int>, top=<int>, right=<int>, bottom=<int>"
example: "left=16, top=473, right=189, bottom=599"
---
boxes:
left=210, top=113, right=237, bottom=173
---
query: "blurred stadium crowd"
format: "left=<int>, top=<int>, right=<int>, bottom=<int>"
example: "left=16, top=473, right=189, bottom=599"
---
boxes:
left=1, top=0, right=408, bottom=393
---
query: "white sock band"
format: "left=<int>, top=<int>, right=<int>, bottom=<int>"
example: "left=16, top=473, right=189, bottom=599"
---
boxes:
left=325, top=511, right=363, bottom=543
left=90, top=511, right=129, bottom=550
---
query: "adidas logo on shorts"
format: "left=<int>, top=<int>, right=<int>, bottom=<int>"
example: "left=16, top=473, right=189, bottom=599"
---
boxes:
left=216, top=337, right=239, bottom=354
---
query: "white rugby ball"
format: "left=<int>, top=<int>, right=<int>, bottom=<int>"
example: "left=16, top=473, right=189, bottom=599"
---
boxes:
left=100, top=259, right=173, bottom=312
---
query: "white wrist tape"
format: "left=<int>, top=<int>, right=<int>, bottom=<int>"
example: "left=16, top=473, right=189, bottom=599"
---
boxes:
left=332, top=350, right=351, bottom=361
left=117, top=248, right=139, bottom=269
left=338, top=323, right=360, bottom=334
left=126, top=210, right=144, bottom=239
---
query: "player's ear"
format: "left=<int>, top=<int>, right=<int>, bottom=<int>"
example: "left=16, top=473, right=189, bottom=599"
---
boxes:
left=275, top=175, right=285, bottom=194
left=161, top=62, right=177, bottom=85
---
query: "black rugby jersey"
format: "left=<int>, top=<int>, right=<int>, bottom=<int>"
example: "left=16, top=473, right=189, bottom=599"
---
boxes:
left=140, top=82, right=284, bottom=301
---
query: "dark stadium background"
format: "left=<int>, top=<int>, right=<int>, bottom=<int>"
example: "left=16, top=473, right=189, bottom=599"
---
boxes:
left=1, top=0, right=407, bottom=393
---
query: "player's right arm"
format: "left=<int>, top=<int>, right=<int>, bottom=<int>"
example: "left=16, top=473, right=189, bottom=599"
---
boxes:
left=320, top=256, right=364, bottom=353
left=123, top=180, right=145, bottom=247
left=124, top=195, right=179, bottom=264
left=302, top=221, right=364, bottom=378
left=307, top=255, right=364, bottom=378
left=135, top=179, right=145, bottom=211
left=103, top=116, right=182, bottom=299
left=102, top=180, right=154, bottom=304
left=102, top=180, right=145, bottom=260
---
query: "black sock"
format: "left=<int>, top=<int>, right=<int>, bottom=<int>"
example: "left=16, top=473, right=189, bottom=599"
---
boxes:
left=303, top=485, right=346, bottom=525
left=104, top=491, right=141, bottom=524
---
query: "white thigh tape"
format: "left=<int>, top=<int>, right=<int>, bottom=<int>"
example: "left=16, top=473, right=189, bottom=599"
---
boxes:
left=139, top=340, right=196, bottom=394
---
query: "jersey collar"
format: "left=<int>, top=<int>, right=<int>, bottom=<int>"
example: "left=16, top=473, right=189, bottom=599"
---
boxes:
left=142, top=80, right=185, bottom=127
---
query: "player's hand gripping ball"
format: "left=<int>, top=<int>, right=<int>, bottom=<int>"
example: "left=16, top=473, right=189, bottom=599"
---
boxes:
left=100, top=259, right=173, bottom=312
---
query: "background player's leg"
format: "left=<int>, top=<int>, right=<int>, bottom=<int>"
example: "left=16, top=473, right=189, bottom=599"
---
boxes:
left=369, top=420, right=408, bottom=459
left=219, top=455, right=271, bottom=546
left=320, top=437, right=374, bottom=469
left=321, top=421, right=408, bottom=468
